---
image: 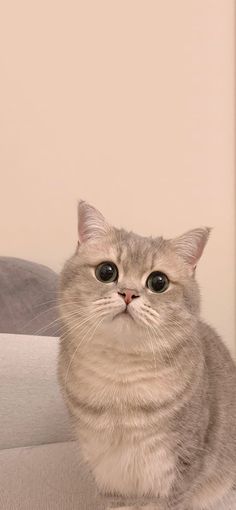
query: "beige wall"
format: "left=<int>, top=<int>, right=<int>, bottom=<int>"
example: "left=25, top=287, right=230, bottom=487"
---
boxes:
left=0, top=1, right=235, bottom=352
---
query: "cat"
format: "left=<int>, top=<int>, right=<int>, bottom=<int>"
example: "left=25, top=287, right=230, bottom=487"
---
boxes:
left=58, top=201, right=236, bottom=510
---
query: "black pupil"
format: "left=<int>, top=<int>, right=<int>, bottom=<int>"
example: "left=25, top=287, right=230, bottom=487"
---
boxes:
left=99, top=264, right=115, bottom=281
left=150, top=273, right=167, bottom=292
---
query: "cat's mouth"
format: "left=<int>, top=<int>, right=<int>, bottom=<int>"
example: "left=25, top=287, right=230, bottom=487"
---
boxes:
left=114, top=307, right=134, bottom=321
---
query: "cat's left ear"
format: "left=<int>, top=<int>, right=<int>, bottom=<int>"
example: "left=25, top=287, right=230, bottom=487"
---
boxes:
left=172, top=227, right=211, bottom=269
left=77, top=201, right=111, bottom=244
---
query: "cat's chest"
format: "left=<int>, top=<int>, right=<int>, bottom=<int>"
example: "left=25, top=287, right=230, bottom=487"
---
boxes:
left=67, top=351, right=179, bottom=498
left=67, top=350, right=183, bottom=431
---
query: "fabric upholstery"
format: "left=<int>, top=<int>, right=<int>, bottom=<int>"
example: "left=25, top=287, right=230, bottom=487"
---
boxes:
left=0, top=333, right=71, bottom=449
left=0, top=257, right=60, bottom=336
left=0, top=441, right=105, bottom=510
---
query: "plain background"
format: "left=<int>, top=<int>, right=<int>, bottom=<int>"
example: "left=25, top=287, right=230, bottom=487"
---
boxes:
left=0, top=1, right=235, bottom=353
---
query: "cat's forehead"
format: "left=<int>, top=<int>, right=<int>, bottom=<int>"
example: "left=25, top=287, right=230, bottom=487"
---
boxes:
left=114, top=229, right=164, bottom=274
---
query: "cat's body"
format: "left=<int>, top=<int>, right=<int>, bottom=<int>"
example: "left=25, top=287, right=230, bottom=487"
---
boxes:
left=58, top=202, right=236, bottom=510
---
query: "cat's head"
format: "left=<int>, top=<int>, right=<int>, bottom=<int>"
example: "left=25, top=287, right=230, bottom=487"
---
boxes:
left=60, top=201, right=210, bottom=353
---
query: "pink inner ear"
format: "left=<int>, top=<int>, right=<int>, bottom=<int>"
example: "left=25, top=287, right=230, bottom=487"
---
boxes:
left=186, top=244, right=204, bottom=267
left=78, top=221, right=88, bottom=243
left=191, top=234, right=208, bottom=266
left=78, top=217, right=89, bottom=243
left=189, top=248, right=201, bottom=267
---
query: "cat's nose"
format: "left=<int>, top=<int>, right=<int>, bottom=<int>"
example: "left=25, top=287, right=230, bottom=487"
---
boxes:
left=118, top=289, right=140, bottom=305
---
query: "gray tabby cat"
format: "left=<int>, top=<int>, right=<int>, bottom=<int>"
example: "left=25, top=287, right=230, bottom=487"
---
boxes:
left=58, top=201, right=236, bottom=510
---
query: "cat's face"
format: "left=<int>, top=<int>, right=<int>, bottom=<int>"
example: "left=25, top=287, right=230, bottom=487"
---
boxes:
left=60, top=202, right=210, bottom=353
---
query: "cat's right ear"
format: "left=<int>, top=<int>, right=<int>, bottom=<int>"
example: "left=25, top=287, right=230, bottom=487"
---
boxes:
left=77, top=201, right=111, bottom=244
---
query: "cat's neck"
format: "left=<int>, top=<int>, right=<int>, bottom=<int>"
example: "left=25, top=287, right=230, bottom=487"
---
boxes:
left=78, top=327, right=203, bottom=374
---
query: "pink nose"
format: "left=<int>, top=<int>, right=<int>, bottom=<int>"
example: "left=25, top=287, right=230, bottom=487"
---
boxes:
left=118, top=289, right=140, bottom=305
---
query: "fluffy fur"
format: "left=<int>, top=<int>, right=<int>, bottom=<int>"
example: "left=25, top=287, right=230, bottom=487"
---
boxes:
left=58, top=202, right=236, bottom=510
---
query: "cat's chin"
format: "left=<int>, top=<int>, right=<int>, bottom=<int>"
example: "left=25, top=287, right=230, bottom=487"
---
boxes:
left=109, top=311, right=139, bottom=339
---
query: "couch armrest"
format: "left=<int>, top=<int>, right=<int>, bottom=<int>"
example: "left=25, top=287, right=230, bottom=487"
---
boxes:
left=0, top=333, right=72, bottom=449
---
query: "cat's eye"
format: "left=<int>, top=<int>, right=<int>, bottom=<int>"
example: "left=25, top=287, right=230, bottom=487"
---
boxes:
left=146, top=271, right=169, bottom=293
left=95, top=262, right=118, bottom=283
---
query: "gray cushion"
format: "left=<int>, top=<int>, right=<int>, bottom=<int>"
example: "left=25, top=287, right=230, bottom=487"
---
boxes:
left=0, top=257, right=60, bottom=336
